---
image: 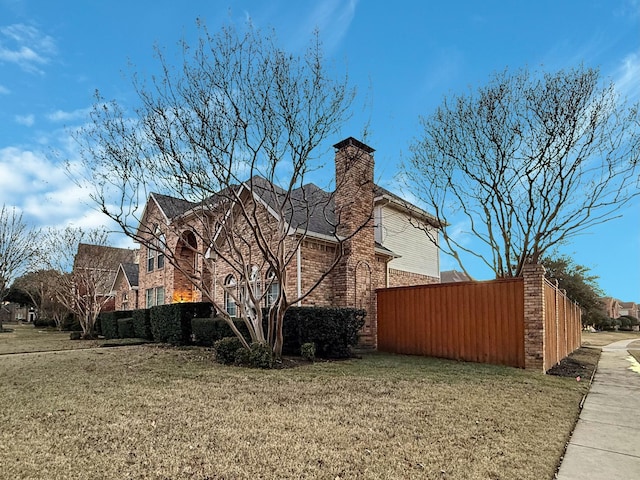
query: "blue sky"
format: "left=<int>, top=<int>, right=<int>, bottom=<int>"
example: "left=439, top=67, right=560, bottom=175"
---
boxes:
left=1, top=0, right=638, bottom=301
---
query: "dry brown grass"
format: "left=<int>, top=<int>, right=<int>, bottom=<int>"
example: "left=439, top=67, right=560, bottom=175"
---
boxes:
left=580, top=330, right=640, bottom=347
left=0, top=323, right=102, bottom=355
left=0, top=338, right=586, bottom=480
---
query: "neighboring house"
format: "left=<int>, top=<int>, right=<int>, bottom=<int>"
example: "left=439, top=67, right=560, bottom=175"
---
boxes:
left=132, top=137, right=441, bottom=347
left=618, top=301, right=639, bottom=319
left=440, top=270, right=473, bottom=283
left=0, top=302, right=30, bottom=322
left=73, top=244, right=138, bottom=313
left=110, top=263, right=140, bottom=311
left=600, top=297, right=621, bottom=319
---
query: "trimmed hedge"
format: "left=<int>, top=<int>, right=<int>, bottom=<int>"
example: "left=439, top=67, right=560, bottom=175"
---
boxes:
left=191, top=317, right=250, bottom=346
left=61, top=313, right=82, bottom=332
left=281, top=307, right=366, bottom=358
left=33, top=318, right=56, bottom=328
left=150, top=302, right=213, bottom=345
left=117, top=317, right=135, bottom=338
left=132, top=309, right=153, bottom=340
left=98, top=310, right=133, bottom=339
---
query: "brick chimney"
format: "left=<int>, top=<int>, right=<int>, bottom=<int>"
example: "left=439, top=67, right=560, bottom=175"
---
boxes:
left=333, top=137, right=376, bottom=321
left=333, top=137, right=375, bottom=239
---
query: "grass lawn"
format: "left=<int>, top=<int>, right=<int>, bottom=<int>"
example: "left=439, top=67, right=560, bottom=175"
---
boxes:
left=0, top=323, right=102, bottom=354
left=0, top=330, right=588, bottom=480
left=581, top=330, right=640, bottom=347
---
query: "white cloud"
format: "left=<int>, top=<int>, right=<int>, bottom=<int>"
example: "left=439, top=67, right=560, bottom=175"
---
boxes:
left=47, top=108, right=91, bottom=123
left=298, top=0, right=358, bottom=53
left=0, top=84, right=9, bottom=94
left=614, top=50, right=640, bottom=101
left=0, top=146, right=78, bottom=220
left=15, top=113, right=34, bottom=126
left=0, top=23, right=57, bottom=74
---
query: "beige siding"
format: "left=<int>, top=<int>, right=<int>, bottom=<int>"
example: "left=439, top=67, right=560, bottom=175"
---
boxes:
left=377, top=204, right=439, bottom=278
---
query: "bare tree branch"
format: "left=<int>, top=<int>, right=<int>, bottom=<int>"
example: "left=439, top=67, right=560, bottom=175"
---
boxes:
left=402, top=66, right=639, bottom=278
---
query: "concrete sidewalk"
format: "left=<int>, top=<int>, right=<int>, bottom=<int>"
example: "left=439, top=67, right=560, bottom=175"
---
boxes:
left=556, top=339, right=640, bottom=480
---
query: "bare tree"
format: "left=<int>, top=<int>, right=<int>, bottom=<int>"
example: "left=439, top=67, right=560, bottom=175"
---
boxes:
left=0, top=205, right=39, bottom=304
left=402, top=66, right=639, bottom=278
left=73, top=23, right=368, bottom=358
left=12, top=270, right=70, bottom=328
left=42, top=227, right=129, bottom=338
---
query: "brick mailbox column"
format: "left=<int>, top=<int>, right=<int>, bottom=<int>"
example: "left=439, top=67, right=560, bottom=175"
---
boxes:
left=523, top=264, right=546, bottom=372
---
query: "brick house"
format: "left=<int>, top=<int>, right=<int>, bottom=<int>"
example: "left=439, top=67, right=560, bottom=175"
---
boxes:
left=132, top=137, right=440, bottom=346
left=110, top=263, right=140, bottom=311
left=600, top=296, right=622, bottom=319
left=73, top=244, right=138, bottom=312
left=619, top=301, right=639, bottom=320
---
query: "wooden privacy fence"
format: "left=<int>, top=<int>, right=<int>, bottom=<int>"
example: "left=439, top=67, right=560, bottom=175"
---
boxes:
left=544, top=279, right=582, bottom=370
left=376, top=265, right=582, bottom=372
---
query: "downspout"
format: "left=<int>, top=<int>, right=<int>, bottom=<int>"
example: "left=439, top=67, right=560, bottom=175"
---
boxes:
left=296, top=244, right=302, bottom=306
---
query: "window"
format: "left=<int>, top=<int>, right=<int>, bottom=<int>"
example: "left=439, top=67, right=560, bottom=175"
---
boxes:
left=147, top=246, right=155, bottom=273
left=156, top=287, right=165, bottom=306
left=249, top=265, right=261, bottom=298
left=145, top=287, right=165, bottom=308
left=157, top=233, right=166, bottom=269
left=147, top=228, right=166, bottom=272
left=146, top=288, right=154, bottom=307
left=224, top=274, right=237, bottom=317
left=265, top=268, right=279, bottom=307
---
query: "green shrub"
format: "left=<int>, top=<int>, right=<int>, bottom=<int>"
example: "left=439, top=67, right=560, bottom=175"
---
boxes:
left=33, top=318, right=56, bottom=328
left=245, top=342, right=274, bottom=369
left=213, top=337, right=244, bottom=365
left=281, top=307, right=366, bottom=358
left=132, top=309, right=153, bottom=340
left=191, top=317, right=218, bottom=346
left=117, top=318, right=135, bottom=338
left=149, top=302, right=213, bottom=345
left=191, top=316, right=252, bottom=347
left=619, top=315, right=639, bottom=331
left=61, top=313, right=82, bottom=332
left=301, top=342, right=316, bottom=362
left=98, top=311, right=132, bottom=339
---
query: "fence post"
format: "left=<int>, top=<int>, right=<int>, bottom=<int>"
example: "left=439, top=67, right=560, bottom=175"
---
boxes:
left=523, top=264, right=546, bottom=372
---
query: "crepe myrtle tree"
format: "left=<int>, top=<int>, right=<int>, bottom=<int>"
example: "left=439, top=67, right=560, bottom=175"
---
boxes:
left=41, top=227, right=118, bottom=338
left=402, top=66, right=639, bottom=278
left=11, top=269, right=70, bottom=328
left=72, top=22, right=371, bottom=358
left=0, top=205, right=39, bottom=312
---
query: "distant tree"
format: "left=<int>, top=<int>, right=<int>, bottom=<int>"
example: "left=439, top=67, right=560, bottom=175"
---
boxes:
left=403, top=66, right=639, bottom=278
left=0, top=205, right=39, bottom=302
left=72, top=22, right=363, bottom=359
left=41, top=227, right=116, bottom=338
left=11, top=270, right=70, bottom=328
left=541, top=254, right=604, bottom=327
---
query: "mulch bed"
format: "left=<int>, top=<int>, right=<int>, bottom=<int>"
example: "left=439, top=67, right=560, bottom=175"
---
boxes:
left=546, top=346, right=600, bottom=379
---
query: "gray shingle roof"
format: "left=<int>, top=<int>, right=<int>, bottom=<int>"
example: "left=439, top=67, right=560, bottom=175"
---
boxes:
left=151, top=176, right=430, bottom=239
left=152, top=193, right=196, bottom=219
left=121, top=263, right=139, bottom=287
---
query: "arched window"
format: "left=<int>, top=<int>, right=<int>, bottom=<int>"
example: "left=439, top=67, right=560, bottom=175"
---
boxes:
left=249, top=265, right=261, bottom=297
left=224, top=274, right=237, bottom=317
left=265, top=268, right=280, bottom=307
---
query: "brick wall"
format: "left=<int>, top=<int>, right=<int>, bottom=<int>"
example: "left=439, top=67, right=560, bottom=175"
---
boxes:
left=523, top=264, right=546, bottom=371
left=333, top=138, right=378, bottom=346
left=388, top=268, right=439, bottom=288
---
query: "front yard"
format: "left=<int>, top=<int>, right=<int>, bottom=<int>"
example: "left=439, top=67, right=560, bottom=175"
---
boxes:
left=0, top=325, right=590, bottom=480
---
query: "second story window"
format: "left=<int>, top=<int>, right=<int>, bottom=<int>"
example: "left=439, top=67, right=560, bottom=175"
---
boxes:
left=147, top=246, right=155, bottom=272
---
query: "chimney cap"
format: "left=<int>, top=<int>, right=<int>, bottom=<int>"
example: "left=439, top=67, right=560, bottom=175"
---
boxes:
left=333, top=137, right=375, bottom=154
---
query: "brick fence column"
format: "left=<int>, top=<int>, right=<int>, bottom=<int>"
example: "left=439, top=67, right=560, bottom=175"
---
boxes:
left=523, top=264, right=546, bottom=372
